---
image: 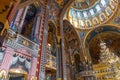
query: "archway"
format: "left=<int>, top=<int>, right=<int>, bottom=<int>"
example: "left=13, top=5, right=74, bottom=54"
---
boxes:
left=84, top=25, right=120, bottom=64
left=84, top=25, right=120, bottom=79
left=63, top=20, right=83, bottom=80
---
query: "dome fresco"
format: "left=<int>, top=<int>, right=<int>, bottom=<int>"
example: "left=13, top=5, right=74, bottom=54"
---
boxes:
left=68, top=0, right=118, bottom=30
left=72, top=0, right=98, bottom=10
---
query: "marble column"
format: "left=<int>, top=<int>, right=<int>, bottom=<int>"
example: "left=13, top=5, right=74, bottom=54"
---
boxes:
left=18, top=6, right=29, bottom=33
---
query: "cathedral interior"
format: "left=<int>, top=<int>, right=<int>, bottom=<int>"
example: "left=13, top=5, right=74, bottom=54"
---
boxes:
left=0, top=0, right=120, bottom=80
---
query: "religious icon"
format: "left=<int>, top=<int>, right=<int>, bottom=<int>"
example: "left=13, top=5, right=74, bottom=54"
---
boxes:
left=99, top=13, right=106, bottom=22
left=105, top=7, right=112, bottom=16
left=110, top=0, right=116, bottom=9
left=92, top=17, right=99, bottom=26
left=85, top=20, right=91, bottom=28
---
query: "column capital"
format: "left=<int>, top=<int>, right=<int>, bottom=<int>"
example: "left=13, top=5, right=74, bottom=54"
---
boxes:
left=57, top=35, right=61, bottom=44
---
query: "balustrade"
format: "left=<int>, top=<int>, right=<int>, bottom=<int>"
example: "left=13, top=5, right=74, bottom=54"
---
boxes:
left=45, top=49, right=56, bottom=69
left=4, top=29, right=39, bottom=57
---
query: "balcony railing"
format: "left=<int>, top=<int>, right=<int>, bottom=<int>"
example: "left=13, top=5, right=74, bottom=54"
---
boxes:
left=76, top=70, right=95, bottom=77
left=45, top=48, right=56, bottom=69
left=4, top=29, right=39, bottom=57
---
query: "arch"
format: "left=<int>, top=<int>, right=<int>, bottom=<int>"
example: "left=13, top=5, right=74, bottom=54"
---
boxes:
left=63, top=20, right=83, bottom=60
left=84, top=24, right=120, bottom=47
left=84, top=24, right=120, bottom=64
left=73, top=53, right=81, bottom=73
left=60, top=0, right=74, bottom=20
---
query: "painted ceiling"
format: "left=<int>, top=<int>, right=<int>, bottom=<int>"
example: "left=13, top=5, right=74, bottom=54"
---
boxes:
left=48, top=0, right=69, bottom=23
left=72, top=0, right=98, bottom=9
left=67, top=0, right=119, bottom=30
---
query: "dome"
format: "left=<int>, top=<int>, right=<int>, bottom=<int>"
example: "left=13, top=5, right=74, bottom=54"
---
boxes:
left=67, top=0, right=119, bottom=30
left=72, top=0, right=98, bottom=10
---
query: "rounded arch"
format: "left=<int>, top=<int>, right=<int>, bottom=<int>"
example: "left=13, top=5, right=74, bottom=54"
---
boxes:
left=84, top=24, right=120, bottom=47
left=63, top=20, right=83, bottom=60
left=84, top=24, right=120, bottom=64
left=60, top=0, right=74, bottom=20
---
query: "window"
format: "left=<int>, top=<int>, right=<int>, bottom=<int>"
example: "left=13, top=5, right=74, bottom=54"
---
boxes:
left=72, top=10, right=77, bottom=18
left=83, top=11, right=88, bottom=18
left=101, top=0, right=106, bottom=6
left=77, top=11, right=82, bottom=19
left=95, top=4, right=101, bottom=12
left=90, top=9, right=95, bottom=16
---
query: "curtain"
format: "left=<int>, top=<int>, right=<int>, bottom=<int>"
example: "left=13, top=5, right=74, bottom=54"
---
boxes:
left=25, top=60, right=31, bottom=70
left=11, top=56, right=19, bottom=65
left=18, top=57, right=26, bottom=62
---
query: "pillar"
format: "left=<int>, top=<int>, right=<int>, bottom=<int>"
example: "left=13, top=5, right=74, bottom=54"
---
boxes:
left=28, top=57, right=37, bottom=80
left=11, top=8, right=24, bottom=30
left=0, top=47, right=14, bottom=78
left=8, top=0, right=21, bottom=23
left=56, top=41, right=62, bottom=79
left=18, top=6, right=29, bottom=33
left=33, top=13, right=42, bottom=42
left=56, top=19, right=66, bottom=80
left=36, top=0, right=48, bottom=80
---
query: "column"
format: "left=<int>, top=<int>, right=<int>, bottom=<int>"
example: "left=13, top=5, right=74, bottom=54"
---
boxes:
left=11, top=8, right=24, bottom=30
left=18, top=6, right=29, bottom=33
left=0, top=47, right=14, bottom=79
left=33, top=13, right=42, bottom=42
left=36, top=0, right=48, bottom=80
left=28, top=57, right=37, bottom=80
left=8, top=0, right=21, bottom=23
left=56, top=41, right=62, bottom=79
left=56, top=19, right=66, bottom=80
